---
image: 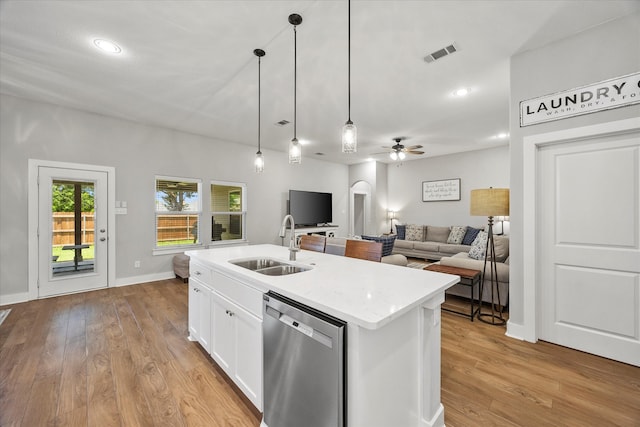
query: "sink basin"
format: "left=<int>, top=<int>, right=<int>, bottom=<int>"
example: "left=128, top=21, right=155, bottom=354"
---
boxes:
left=255, top=265, right=310, bottom=276
left=230, top=258, right=285, bottom=271
left=229, top=257, right=311, bottom=276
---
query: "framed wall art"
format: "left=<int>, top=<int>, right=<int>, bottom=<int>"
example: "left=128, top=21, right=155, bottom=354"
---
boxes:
left=422, top=178, right=461, bottom=202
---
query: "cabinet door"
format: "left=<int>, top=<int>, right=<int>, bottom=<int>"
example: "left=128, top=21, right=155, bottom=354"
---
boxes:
left=234, top=306, right=263, bottom=411
left=210, top=291, right=235, bottom=375
left=188, top=279, right=200, bottom=341
left=197, top=284, right=212, bottom=353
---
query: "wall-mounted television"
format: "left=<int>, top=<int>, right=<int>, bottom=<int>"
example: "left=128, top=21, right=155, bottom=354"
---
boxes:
left=288, top=190, right=333, bottom=227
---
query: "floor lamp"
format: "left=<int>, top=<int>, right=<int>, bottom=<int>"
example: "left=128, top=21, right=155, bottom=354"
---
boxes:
left=470, top=188, right=509, bottom=325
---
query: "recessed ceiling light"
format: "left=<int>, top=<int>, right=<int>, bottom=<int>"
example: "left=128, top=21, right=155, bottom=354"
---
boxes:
left=93, top=39, right=122, bottom=54
left=496, top=132, right=509, bottom=139
left=453, top=87, right=470, bottom=97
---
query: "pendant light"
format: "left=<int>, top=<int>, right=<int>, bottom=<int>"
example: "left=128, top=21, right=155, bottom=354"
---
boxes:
left=288, top=13, right=303, bottom=165
left=341, top=0, right=357, bottom=153
left=254, top=48, right=266, bottom=173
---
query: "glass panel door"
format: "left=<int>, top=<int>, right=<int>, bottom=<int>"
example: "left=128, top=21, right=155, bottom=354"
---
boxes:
left=38, top=167, right=108, bottom=297
left=51, top=180, right=95, bottom=276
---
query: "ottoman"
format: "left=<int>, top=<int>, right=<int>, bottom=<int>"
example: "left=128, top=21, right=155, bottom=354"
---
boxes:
left=173, top=254, right=190, bottom=282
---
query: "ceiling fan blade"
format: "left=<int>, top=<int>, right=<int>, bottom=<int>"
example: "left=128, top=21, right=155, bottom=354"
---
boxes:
left=405, top=145, right=423, bottom=150
left=408, top=151, right=425, bottom=155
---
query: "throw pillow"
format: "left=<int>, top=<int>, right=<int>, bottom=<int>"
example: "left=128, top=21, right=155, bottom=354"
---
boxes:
left=361, top=235, right=397, bottom=257
left=493, top=236, right=509, bottom=262
left=447, top=226, right=467, bottom=244
left=405, top=224, right=425, bottom=242
left=468, top=231, right=488, bottom=260
left=425, top=226, right=450, bottom=243
left=395, top=224, right=406, bottom=240
left=462, top=227, right=481, bottom=245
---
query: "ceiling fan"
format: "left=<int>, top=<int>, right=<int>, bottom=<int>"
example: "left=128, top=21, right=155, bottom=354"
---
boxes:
left=380, top=137, right=424, bottom=160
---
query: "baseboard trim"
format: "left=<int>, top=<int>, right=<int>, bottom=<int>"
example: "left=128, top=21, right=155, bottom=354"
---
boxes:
left=0, top=292, right=30, bottom=306
left=115, top=271, right=176, bottom=287
left=506, top=320, right=529, bottom=342
left=0, top=272, right=176, bottom=306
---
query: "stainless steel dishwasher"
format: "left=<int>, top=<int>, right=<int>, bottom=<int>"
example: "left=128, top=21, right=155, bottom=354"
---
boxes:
left=263, top=291, right=346, bottom=427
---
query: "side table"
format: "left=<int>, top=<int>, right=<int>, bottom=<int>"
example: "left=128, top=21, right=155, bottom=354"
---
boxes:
left=424, top=264, right=481, bottom=321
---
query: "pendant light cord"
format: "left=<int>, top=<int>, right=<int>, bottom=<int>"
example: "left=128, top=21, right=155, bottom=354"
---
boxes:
left=293, top=25, right=298, bottom=140
left=348, top=0, right=351, bottom=122
left=258, top=55, right=261, bottom=152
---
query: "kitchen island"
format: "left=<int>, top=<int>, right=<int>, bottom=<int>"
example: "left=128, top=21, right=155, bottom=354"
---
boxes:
left=186, top=244, right=458, bottom=427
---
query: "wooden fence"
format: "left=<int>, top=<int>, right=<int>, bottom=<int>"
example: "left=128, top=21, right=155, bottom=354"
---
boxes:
left=52, top=213, right=198, bottom=245
left=156, top=214, right=199, bottom=243
left=52, top=212, right=95, bottom=246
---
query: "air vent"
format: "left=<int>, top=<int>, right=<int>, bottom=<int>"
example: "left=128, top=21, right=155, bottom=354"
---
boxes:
left=275, top=120, right=290, bottom=126
left=424, top=43, right=459, bottom=63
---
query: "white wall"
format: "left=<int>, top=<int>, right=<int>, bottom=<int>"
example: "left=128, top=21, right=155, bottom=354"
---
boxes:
left=387, top=146, right=509, bottom=228
left=0, top=94, right=348, bottom=301
left=509, top=13, right=640, bottom=329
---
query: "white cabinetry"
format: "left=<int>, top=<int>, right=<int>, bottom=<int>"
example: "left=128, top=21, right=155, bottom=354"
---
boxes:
left=189, top=264, right=263, bottom=412
left=284, top=226, right=338, bottom=245
left=188, top=262, right=213, bottom=352
left=210, top=290, right=262, bottom=410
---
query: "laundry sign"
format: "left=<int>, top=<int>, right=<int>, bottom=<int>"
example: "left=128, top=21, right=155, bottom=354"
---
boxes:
left=520, top=71, right=640, bottom=126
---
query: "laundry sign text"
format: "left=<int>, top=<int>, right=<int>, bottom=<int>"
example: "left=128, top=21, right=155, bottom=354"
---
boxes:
left=520, top=72, right=640, bottom=126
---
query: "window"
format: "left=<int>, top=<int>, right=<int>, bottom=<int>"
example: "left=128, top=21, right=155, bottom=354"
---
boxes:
left=211, top=181, right=246, bottom=242
left=155, top=176, right=201, bottom=248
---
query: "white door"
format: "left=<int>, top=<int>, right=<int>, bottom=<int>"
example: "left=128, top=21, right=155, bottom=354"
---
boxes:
left=538, top=132, right=640, bottom=366
left=38, top=166, right=109, bottom=297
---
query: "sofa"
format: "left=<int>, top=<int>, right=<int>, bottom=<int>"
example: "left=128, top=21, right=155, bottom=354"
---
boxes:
left=392, top=224, right=509, bottom=306
left=391, top=224, right=477, bottom=260
left=440, top=243, right=509, bottom=307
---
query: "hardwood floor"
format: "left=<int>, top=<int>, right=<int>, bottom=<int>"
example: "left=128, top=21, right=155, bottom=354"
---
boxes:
left=1, top=281, right=638, bottom=426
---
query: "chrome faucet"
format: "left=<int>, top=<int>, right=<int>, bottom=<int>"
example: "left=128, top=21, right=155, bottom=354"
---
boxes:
left=279, top=214, right=299, bottom=261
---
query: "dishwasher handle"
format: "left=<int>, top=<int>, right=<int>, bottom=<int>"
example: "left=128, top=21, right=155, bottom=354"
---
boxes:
left=265, top=304, right=333, bottom=349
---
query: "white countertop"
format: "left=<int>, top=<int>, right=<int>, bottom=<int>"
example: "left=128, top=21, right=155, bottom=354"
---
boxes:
left=186, top=244, right=458, bottom=330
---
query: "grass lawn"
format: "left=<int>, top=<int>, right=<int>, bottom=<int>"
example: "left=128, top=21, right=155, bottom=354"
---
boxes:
left=157, top=239, right=196, bottom=246
left=52, top=245, right=94, bottom=262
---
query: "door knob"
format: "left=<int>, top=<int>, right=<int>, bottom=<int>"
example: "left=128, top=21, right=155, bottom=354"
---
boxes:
left=100, top=229, right=106, bottom=233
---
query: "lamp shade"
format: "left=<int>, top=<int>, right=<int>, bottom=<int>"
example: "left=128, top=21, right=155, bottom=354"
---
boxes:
left=470, top=188, right=510, bottom=216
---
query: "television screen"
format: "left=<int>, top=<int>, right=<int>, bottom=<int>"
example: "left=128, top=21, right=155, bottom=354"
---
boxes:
left=288, top=190, right=332, bottom=226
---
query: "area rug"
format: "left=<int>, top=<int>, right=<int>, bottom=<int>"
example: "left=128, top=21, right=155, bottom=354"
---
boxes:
left=0, top=309, right=11, bottom=326
left=407, top=258, right=435, bottom=269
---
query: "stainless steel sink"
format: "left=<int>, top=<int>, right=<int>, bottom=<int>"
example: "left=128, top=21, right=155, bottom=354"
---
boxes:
left=230, top=258, right=285, bottom=271
left=229, top=258, right=310, bottom=276
left=255, top=265, right=310, bottom=276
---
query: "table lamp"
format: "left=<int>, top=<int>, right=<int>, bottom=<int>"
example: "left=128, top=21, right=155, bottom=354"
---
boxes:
left=388, top=210, right=396, bottom=233
left=470, top=187, right=509, bottom=325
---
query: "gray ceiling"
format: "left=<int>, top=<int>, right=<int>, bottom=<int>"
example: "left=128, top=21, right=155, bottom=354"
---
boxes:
left=1, top=1, right=638, bottom=165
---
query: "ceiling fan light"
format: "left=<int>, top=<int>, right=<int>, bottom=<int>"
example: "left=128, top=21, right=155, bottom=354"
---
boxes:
left=255, top=151, right=264, bottom=173
left=398, top=151, right=406, bottom=160
left=289, top=138, right=301, bottom=164
left=390, top=151, right=398, bottom=161
left=341, top=120, right=357, bottom=153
